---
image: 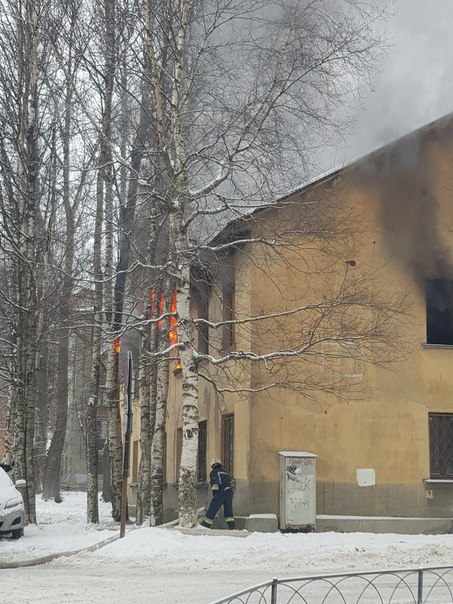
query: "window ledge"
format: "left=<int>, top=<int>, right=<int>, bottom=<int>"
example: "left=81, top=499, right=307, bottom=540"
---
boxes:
left=422, top=343, right=453, bottom=349
left=424, top=479, right=453, bottom=484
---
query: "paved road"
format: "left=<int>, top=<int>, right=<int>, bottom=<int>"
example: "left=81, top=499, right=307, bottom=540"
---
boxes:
left=0, top=563, right=273, bottom=604
left=3, top=560, right=453, bottom=604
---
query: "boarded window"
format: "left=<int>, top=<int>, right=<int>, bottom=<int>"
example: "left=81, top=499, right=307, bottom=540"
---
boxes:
left=222, top=414, right=234, bottom=476
left=426, top=279, right=453, bottom=345
left=197, top=421, right=207, bottom=482
left=429, top=413, right=453, bottom=478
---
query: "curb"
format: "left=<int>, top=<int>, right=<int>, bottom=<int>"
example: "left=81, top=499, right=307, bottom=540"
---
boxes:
left=171, top=527, right=250, bottom=537
left=0, top=533, right=121, bottom=569
left=0, top=513, right=248, bottom=568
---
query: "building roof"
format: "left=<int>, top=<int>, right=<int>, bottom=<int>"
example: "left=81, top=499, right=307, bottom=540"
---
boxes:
left=209, top=110, right=453, bottom=248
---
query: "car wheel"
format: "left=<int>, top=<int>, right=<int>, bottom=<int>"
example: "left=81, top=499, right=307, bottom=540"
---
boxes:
left=11, top=528, right=24, bottom=539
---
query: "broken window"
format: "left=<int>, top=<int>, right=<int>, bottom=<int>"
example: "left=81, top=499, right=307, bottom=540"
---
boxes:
left=429, top=413, right=453, bottom=479
left=426, top=279, right=453, bottom=345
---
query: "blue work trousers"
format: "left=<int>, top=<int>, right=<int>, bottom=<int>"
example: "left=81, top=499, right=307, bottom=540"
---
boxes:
left=205, top=489, right=235, bottom=529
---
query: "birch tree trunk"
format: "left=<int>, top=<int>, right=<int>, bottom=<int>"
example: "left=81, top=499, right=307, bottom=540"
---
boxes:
left=174, top=225, right=200, bottom=528
left=136, top=205, right=164, bottom=523
left=86, top=164, right=103, bottom=522
left=99, top=0, right=123, bottom=521
left=86, top=140, right=105, bottom=524
left=149, top=283, right=171, bottom=526
left=34, top=342, right=49, bottom=491
left=42, top=120, right=74, bottom=501
left=86, top=0, right=117, bottom=524
left=13, top=0, right=42, bottom=523
left=135, top=295, right=158, bottom=524
left=40, top=0, right=84, bottom=504
left=4, top=387, right=16, bottom=466
left=104, top=150, right=123, bottom=520
left=170, top=0, right=201, bottom=527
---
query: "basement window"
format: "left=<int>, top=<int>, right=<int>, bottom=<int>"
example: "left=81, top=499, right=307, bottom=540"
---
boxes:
left=429, top=413, right=453, bottom=479
left=426, top=279, right=453, bottom=345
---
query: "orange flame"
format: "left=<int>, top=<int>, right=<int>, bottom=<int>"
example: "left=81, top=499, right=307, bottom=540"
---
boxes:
left=169, top=291, right=177, bottom=343
left=114, top=338, right=121, bottom=353
left=150, top=288, right=178, bottom=344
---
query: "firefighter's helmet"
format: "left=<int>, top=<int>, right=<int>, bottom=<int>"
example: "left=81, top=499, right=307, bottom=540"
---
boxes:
left=210, top=458, right=222, bottom=467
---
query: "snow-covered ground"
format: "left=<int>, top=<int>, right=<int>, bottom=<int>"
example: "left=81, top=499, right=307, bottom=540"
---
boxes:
left=1, top=492, right=453, bottom=603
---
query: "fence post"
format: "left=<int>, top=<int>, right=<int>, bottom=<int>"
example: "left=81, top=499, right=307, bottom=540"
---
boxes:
left=417, top=570, right=423, bottom=604
left=271, top=578, right=278, bottom=604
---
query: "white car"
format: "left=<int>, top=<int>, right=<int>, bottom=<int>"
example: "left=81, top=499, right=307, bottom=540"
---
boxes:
left=0, top=467, right=25, bottom=539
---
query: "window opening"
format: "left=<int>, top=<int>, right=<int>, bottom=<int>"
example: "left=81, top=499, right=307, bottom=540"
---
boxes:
left=429, top=413, right=453, bottom=478
left=192, top=283, right=209, bottom=355
left=222, top=414, right=234, bottom=476
left=426, top=279, right=453, bottom=345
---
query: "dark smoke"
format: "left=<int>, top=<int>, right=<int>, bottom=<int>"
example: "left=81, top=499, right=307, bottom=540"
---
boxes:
left=356, top=115, right=453, bottom=291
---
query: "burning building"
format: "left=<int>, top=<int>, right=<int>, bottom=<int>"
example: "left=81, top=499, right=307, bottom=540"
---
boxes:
left=149, top=113, right=453, bottom=531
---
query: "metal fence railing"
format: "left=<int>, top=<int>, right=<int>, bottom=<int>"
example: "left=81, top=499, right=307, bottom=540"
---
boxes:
left=210, top=565, right=453, bottom=604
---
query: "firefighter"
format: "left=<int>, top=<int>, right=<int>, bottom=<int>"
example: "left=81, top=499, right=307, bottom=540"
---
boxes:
left=200, top=458, right=235, bottom=530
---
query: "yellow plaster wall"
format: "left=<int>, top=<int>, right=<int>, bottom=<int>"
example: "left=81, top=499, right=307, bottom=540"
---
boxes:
left=243, top=122, right=453, bottom=514
left=161, top=117, right=453, bottom=517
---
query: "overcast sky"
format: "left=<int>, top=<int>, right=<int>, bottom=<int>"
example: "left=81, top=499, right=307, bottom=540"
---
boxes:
left=333, top=0, right=453, bottom=167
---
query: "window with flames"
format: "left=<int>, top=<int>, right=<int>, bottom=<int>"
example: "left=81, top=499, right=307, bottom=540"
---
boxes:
left=151, top=289, right=181, bottom=372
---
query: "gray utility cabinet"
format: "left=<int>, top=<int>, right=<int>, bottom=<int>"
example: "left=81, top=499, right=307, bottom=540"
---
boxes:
left=279, top=451, right=316, bottom=531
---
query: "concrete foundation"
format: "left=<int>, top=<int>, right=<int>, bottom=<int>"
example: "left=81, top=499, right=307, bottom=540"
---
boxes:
left=246, top=514, right=279, bottom=533
left=157, top=483, right=453, bottom=534
left=316, top=515, right=453, bottom=534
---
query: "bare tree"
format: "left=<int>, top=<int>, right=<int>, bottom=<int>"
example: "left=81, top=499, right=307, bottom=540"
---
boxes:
left=0, top=0, right=55, bottom=522
left=41, top=0, right=89, bottom=502
left=81, top=0, right=117, bottom=524
left=0, top=0, right=395, bottom=531
left=127, top=0, right=391, bottom=527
